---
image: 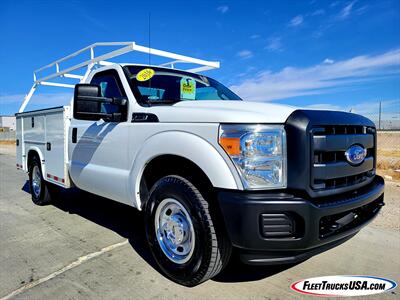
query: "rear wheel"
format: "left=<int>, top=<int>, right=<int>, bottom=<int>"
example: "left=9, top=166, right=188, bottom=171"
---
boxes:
left=145, top=175, right=231, bottom=286
left=29, top=156, right=54, bottom=205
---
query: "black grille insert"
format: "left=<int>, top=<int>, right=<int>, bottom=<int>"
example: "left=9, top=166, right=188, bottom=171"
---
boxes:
left=314, top=149, right=374, bottom=164
left=313, top=125, right=369, bottom=136
left=311, top=125, right=376, bottom=192
left=285, top=109, right=376, bottom=198
left=314, top=170, right=375, bottom=190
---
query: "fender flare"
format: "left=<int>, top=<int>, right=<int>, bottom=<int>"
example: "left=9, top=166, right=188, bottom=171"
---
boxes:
left=129, top=131, right=242, bottom=208
left=26, top=146, right=46, bottom=174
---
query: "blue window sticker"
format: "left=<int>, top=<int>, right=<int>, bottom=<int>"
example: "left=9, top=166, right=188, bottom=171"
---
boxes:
left=180, top=77, right=196, bottom=100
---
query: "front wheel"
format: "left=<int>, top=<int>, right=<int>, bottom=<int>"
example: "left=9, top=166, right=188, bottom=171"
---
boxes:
left=145, top=175, right=231, bottom=286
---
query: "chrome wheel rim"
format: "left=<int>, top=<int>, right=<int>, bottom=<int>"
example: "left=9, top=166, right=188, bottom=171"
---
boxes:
left=32, top=165, right=41, bottom=197
left=154, top=198, right=195, bottom=264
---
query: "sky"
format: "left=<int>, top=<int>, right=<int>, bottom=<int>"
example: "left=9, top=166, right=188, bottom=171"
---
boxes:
left=0, top=0, right=399, bottom=127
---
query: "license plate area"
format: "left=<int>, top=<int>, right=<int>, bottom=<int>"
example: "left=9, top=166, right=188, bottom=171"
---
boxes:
left=319, top=196, right=384, bottom=239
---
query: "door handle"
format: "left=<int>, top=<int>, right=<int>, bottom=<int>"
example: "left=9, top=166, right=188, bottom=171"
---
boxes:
left=72, top=128, right=77, bottom=143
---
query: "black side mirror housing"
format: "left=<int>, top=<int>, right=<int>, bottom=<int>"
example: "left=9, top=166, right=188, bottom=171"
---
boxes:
left=73, top=84, right=127, bottom=121
left=74, top=84, right=102, bottom=120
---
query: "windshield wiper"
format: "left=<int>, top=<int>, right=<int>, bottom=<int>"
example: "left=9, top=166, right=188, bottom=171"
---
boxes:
left=146, top=99, right=181, bottom=105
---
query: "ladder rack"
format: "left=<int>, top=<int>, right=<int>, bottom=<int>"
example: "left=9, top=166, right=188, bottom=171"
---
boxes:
left=19, top=41, right=220, bottom=112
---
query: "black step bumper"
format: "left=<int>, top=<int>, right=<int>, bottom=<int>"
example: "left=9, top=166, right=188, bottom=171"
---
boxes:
left=217, top=176, right=384, bottom=265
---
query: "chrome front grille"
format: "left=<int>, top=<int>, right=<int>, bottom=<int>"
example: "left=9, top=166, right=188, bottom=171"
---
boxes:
left=311, top=125, right=376, bottom=192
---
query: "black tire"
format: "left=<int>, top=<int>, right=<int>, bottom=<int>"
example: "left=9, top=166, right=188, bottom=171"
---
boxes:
left=145, top=175, right=231, bottom=286
left=28, top=156, right=54, bottom=205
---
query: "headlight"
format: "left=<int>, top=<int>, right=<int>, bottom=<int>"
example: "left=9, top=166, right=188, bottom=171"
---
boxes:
left=219, top=124, right=287, bottom=190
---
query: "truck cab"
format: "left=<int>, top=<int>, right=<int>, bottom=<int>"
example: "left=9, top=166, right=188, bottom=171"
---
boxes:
left=16, top=42, right=384, bottom=286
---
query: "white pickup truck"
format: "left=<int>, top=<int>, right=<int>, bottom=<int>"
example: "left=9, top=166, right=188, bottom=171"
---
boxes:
left=16, top=42, right=385, bottom=286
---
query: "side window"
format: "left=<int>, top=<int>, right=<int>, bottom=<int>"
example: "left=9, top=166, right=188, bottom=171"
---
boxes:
left=90, top=71, right=127, bottom=121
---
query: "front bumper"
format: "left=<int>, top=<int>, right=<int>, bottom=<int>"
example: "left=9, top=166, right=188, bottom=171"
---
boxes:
left=217, top=176, right=384, bottom=265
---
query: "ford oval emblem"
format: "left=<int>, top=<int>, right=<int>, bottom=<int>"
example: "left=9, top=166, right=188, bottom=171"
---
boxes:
left=345, top=144, right=367, bottom=165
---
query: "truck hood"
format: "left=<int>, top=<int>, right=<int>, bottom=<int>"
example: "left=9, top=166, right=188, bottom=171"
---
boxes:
left=145, top=100, right=298, bottom=123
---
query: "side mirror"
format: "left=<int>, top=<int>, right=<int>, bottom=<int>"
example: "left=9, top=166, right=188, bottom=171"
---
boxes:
left=73, top=84, right=127, bottom=121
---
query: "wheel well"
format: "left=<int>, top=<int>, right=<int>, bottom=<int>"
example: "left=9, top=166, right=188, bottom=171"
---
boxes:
left=27, top=150, right=40, bottom=170
left=140, top=155, right=215, bottom=208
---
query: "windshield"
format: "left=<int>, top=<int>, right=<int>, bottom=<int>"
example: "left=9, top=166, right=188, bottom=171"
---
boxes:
left=124, top=65, right=242, bottom=104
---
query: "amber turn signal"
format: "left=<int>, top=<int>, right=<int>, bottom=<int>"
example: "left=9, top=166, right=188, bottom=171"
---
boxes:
left=219, top=137, right=241, bottom=156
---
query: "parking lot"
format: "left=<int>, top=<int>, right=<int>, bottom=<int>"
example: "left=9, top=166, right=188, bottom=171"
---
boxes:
left=0, top=144, right=399, bottom=299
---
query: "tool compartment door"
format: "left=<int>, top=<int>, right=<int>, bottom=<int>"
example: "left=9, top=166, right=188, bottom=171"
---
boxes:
left=15, top=117, right=24, bottom=170
left=44, top=107, right=70, bottom=187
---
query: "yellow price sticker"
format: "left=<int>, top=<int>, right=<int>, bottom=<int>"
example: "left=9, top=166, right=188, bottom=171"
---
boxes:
left=136, top=68, right=155, bottom=81
left=182, top=82, right=194, bottom=94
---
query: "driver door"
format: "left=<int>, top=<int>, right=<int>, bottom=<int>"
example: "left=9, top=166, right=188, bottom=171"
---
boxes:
left=69, top=69, right=131, bottom=204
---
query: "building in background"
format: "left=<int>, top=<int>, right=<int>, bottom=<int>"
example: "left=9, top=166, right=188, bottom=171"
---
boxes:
left=0, top=116, right=16, bottom=131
